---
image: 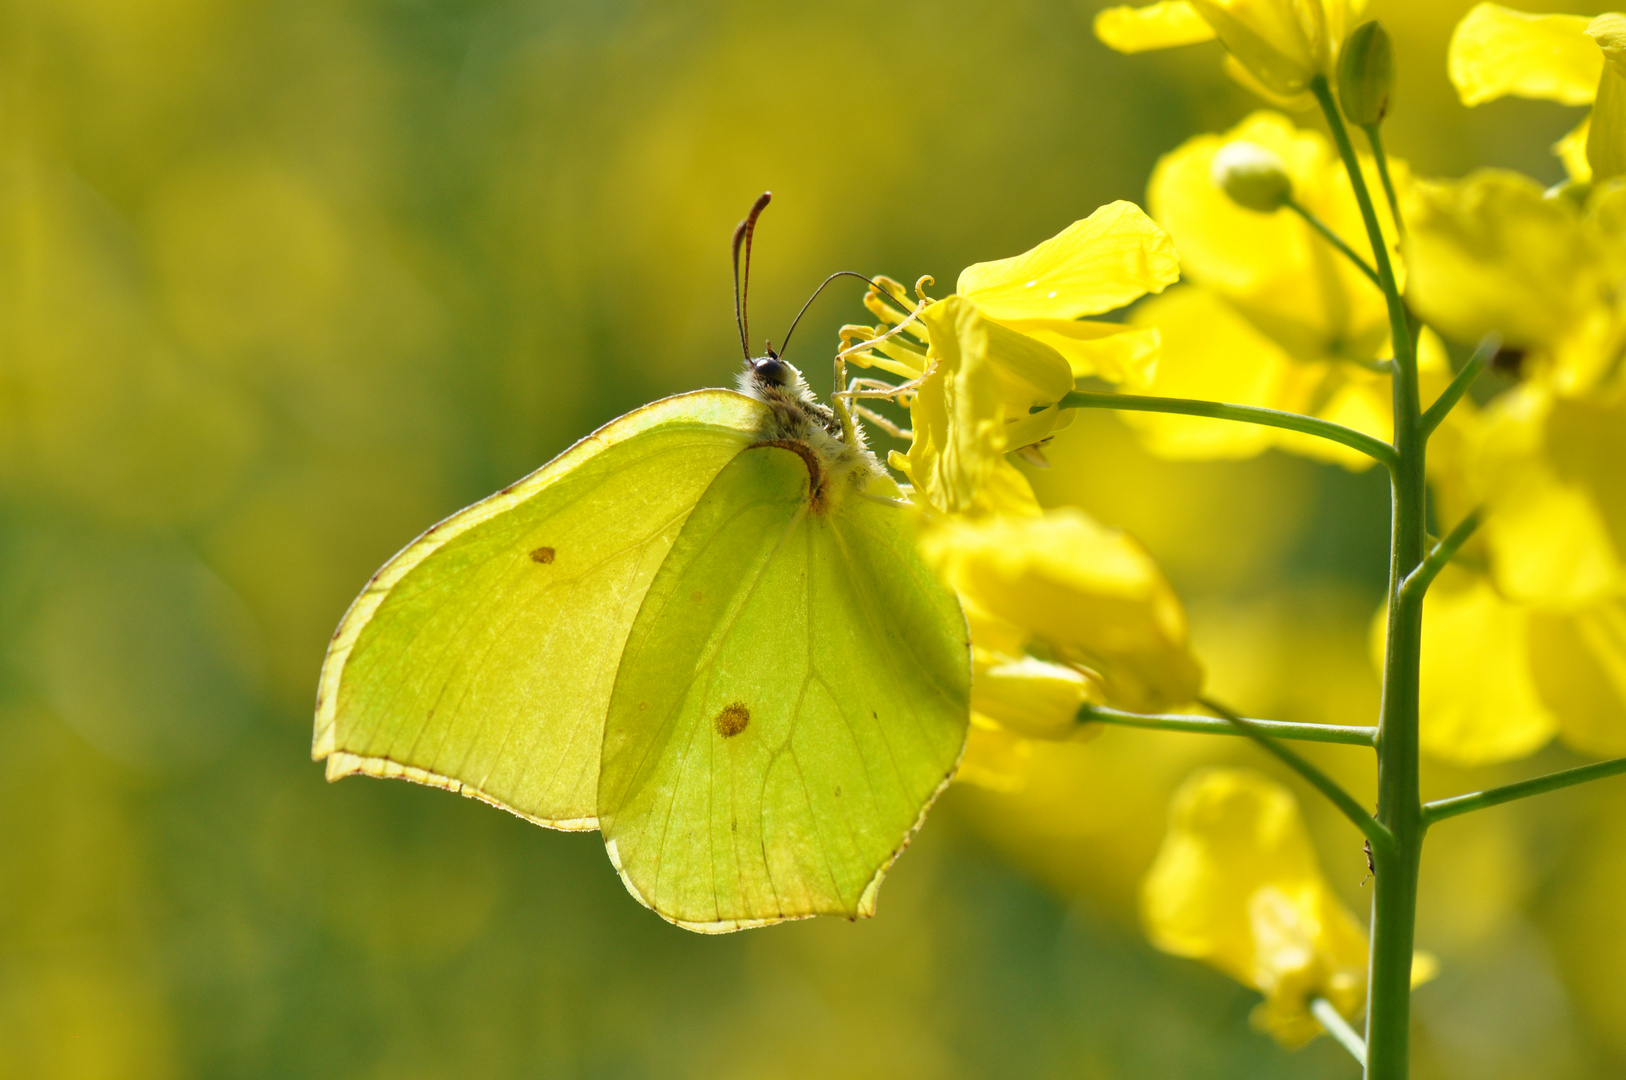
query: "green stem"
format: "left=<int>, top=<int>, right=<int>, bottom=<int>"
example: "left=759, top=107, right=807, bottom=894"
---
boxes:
left=1051, top=390, right=1398, bottom=469
left=1199, top=698, right=1393, bottom=855
left=1399, top=509, right=1481, bottom=604
left=1078, top=703, right=1377, bottom=746
left=1286, top=196, right=1382, bottom=287
left=1424, top=756, right=1626, bottom=825
left=1364, top=124, right=1403, bottom=234
left=1312, top=997, right=1369, bottom=1067
left=1315, top=73, right=1422, bottom=1080
left=1419, top=334, right=1499, bottom=435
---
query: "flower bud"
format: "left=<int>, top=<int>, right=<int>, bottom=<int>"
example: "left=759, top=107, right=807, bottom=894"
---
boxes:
left=1338, top=21, right=1394, bottom=126
left=1210, top=141, right=1293, bottom=213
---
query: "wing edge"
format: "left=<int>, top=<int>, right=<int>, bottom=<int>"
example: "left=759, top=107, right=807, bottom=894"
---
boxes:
left=324, top=750, right=600, bottom=831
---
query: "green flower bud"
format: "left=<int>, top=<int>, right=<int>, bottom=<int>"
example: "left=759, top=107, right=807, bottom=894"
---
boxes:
left=1338, top=21, right=1394, bottom=127
left=1210, top=141, right=1293, bottom=213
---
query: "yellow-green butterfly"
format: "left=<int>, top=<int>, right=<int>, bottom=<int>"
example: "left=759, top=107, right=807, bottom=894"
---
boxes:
left=313, top=194, right=971, bottom=932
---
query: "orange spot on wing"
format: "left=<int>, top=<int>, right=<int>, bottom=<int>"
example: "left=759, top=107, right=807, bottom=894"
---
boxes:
left=530, top=546, right=556, bottom=564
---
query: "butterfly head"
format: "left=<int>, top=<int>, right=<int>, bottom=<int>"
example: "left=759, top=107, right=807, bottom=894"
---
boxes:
left=747, top=349, right=791, bottom=388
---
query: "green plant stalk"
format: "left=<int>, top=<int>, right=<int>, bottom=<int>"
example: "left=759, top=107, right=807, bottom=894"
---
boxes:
left=1400, top=509, right=1480, bottom=603
left=1424, top=755, right=1626, bottom=824
left=1200, top=697, right=1393, bottom=853
left=1365, top=124, right=1403, bottom=233
left=1051, top=390, right=1398, bottom=468
left=1285, top=196, right=1382, bottom=286
left=1077, top=703, right=1377, bottom=745
left=1314, top=73, right=1422, bottom=1080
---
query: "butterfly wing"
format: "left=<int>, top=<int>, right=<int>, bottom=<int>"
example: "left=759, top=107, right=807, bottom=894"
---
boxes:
left=597, top=444, right=971, bottom=931
left=314, top=390, right=769, bottom=829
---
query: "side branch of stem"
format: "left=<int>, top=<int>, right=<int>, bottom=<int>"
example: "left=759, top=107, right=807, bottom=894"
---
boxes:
left=1286, top=197, right=1382, bottom=287
left=1050, top=391, right=1398, bottom=469
left=1419, top=334, right=1499, bottom=435
left=1399, top=509, right=1481, bottom=603
left=1078, top=703, right=1377, bottom=746
left=1199, top=697, right=1394, bottom=855
left=1423, top=755, right=1626, bottom=825
left=1312, top=998, right=1368, bottom=1067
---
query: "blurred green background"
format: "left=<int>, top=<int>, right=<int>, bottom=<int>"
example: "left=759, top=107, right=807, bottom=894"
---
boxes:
left=6, top=0, right=1625, bottom=1076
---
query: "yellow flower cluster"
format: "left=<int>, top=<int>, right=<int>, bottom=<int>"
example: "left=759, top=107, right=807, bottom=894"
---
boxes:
left=1399, top=171, right=1626, bottom=764
left=1366, top=7, right=1626, bottom=765
left=840, top=204, right=1203, bottom=785
left=841, top=0, right=1626, bottom=1042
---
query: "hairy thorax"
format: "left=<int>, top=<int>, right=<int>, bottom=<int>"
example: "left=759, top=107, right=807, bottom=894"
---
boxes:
left=737, top=356, right=884, bottom=513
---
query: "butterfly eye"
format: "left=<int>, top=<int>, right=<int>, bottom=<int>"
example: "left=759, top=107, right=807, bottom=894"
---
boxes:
left=751, top=356, right=790, bottom=386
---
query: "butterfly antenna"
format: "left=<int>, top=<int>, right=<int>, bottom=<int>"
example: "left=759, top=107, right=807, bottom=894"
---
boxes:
left=777, top=271, right=913, bottom=359
left=731, top=192, right=772, bottom=359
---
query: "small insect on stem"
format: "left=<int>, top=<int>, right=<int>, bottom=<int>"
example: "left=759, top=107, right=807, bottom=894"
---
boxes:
left=1362, top=839, right=1375, bottom=886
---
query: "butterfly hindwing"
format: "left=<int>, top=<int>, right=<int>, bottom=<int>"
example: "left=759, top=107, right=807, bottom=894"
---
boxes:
left=314, top=390, right=769, bottom=828
left=598, top=443, right=971, bottom=931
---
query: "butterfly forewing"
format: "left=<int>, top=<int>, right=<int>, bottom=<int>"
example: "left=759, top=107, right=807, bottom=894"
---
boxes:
left=598, top=444, right=970, bottom=931
left=314, top=391, right=769, bottom=829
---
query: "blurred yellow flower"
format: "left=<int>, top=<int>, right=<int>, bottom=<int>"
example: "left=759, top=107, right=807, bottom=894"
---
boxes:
left=1448, top=4, right=1626, bottom=182
left=1096, top=0, right=1364, bottom=101
left=1405, top=170, right=1626, bottom=401
left=1405, top=173, right=1626, bottom=617
left=921, top=507, right=1203, bottom=715
left=1120, top=111, right=1430, bottom=469
left=849, top=202, right=1179, bottom=514
left=1383, top=563, right=1626, bottom=765
left=1375, top=386, right=1626, bottom=765
left=1142, top=768, right=1370, bottom=1047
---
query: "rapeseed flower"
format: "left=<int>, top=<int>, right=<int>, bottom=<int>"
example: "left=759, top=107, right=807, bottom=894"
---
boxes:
left=1404, top=172, right=1626, bottom=607
left=1117, top=111, right=1441, bottom=469
left=1372, top=382, right=1626, bottom=764
left=845, top=202, right=1179, bottom=514
left=1448, top=4, right=1626, bottom=183
left=922, top=507, right=1203, bottom=789
left=921, top=508, right=1204, bottom=717
left=1142, top=768, right=1370, bottom=1047
left=1095, top=0, right=1365, bottom=102
left=1387, top=562, right=1626, bottom=764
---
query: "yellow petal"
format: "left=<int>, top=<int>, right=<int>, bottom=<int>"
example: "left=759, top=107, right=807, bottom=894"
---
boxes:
left=972, top=656, right=1099, bottom=740
left=994, top=318, right=1161, bottom=387
left=955, top=718, right=1032, bottom=791
left=1529, top=598, right=1626, bottom=756
left=1094, top=0, right=1218, bottom=53
left=957, top=201, right=1180, bottom=321
left=1475, top=386, right=1624, bottom=606
left=903, top=297, right=1073, bottom=513
left=1374, top=567, right=1557, bottom=765
left=1185, top=0, right=1351, bottom=97
left=920, top=508, right=1203, bottom=711
left=1587, top=40, right=1626, bottom=181
left=1221, top=53, right=1319, bottom=109
left=1555, top=115, right=1593, bottom=182
left=1142, top=768, right=1368, bottom=1049
left=1448, top=3, right=1600, bottom=107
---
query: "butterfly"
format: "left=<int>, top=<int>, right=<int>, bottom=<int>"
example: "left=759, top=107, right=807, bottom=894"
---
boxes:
left=313, top=194, right=971, bottom=932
